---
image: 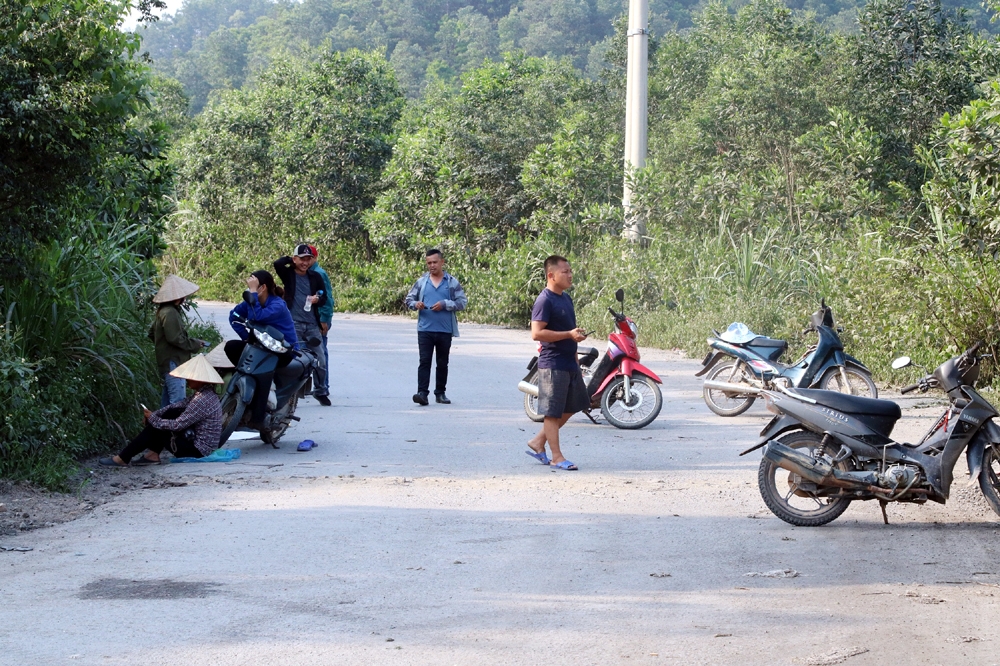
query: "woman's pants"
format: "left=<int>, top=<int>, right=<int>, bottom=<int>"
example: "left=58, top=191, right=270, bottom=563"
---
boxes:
left=118, top=424, right=203, bottom=462
left=161, top=361, right=187, bottom=408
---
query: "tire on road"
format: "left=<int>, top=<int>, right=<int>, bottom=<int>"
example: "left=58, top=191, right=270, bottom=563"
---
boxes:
left=600, top=375, right=662, bottom=429
left=261, top=393, right=298, bottom=446
left=758, top=430, right=852, bottom=527
left=703, top=361, right=756, bottom=417
left=523, top=370, right=544, bottom=423
left=977, top=444, right=1000, bottom=518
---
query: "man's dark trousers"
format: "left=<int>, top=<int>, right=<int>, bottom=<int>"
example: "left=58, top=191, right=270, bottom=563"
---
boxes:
left=417, top=331, right=452, bottom=395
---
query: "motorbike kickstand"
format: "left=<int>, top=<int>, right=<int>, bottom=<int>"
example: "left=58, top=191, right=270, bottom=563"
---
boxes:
left=879, top=500, right=890, bottom=525
left=583, top=410, right=600, bottom=425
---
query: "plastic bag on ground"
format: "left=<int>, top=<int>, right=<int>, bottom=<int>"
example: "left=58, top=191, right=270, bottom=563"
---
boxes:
left=171, top=448, right=241, bottom=463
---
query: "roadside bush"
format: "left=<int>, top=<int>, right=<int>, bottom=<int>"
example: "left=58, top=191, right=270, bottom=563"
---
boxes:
left=0, top=224, right=161, bottom=487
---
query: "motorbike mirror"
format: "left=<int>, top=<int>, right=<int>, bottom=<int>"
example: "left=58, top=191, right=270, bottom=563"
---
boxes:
left=891, top=356, right=912, bottom=370
left=615, top=288, right=624, bottom=303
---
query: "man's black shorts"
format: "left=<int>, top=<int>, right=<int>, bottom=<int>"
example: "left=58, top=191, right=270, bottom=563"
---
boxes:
left=536, top=367, right=590, bottom=418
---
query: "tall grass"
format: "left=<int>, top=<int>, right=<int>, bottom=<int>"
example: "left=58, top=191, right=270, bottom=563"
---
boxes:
left=0, top=222, right=160, bottom=487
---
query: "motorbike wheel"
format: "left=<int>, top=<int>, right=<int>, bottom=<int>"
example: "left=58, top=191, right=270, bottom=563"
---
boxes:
left=758, top=430, right=852, bottom=527
left=819, top=367, right=878, bottom=398
left=600, top=376, right=662, bottom=429
left=218, top=393, right=246, bottom=446
left=261, top=393, right=298, bottom=446
left=523, top=370, right=544, bottom=423
left=977, top=445, right=1000, bottom=518
left=703, top=361, right=756, bottom=417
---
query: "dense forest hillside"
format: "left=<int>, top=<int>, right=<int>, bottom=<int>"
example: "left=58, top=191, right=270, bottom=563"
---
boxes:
left=140, top=0, right=994, bottom=109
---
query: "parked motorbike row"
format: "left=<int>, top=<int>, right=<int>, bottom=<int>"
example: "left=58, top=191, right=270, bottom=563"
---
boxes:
left=696, top=302, right=1000, bottom=525
left=212, top=287, right=1000, bottom=528
left=697, top=300, right=877, bottom=416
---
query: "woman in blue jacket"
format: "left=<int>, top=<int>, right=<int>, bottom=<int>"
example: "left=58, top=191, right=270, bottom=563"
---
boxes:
left=224, top=270, right=297, bottom=426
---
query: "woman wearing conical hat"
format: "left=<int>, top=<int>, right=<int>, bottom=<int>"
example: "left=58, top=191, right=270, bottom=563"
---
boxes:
left=149, top=275, right=208, bottom=408
left=100, top=355, right=224, bottom=467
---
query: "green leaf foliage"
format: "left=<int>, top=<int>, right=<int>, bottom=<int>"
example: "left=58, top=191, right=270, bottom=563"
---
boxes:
left=166, top=49, right=404, bottom=296
left=1, top=0, right=172, bottom=486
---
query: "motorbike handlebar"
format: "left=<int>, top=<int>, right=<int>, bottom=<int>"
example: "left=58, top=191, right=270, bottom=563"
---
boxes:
left=968, top=340, right=985, bottom=358
left=900, top=382, right=922, bottom=395
left=607, top=306, right=625, bottom=322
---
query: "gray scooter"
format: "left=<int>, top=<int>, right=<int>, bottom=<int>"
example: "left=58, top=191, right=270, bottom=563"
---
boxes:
left=743, top=341, right=1000, bottom=526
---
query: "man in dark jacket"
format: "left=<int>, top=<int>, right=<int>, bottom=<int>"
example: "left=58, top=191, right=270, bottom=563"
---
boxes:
left=273, top=244, right=330, bottom=406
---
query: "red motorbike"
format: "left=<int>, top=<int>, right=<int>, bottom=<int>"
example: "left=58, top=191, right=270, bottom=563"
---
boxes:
left=519, top=288, right=663, bottom=429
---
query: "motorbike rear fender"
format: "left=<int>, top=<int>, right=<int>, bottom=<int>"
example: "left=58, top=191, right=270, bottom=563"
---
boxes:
left=523, top=356, right=538, bottom=382
left=593, top=359, right=662, bottom=395
left=694, top=351, right=726, bottom=377
left=739, top=414, right=803, bottom=456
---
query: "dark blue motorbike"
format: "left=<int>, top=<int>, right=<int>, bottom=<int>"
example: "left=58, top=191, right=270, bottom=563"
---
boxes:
left=695, top=301, right=877, bottom=416
left=218, top=316, right=316, bottom=447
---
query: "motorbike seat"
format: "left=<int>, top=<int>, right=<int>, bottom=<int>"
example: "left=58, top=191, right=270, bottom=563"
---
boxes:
left=578, top=346, right=599, bottom=367
left=747, top=336, right=787, bottom=362
left=276, top=356, right=308, bottom=379
left=795, top=389, right=901, bottom=418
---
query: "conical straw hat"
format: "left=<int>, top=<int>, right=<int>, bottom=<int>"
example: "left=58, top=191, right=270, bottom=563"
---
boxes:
left=168, top=354, right=224, bottom=384
left=205, top=342, right=235, bottom=370
left=153, top=275, right=200, bottom=303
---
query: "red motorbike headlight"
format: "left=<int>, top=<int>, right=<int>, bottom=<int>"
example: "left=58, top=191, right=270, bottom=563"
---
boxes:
left=627, top=321, right=638, bottom=337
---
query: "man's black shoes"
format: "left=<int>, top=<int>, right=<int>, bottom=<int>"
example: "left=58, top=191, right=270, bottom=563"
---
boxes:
left=412, top=391, right=429, bottom=406
left=316, top=395, right=332, bottom=407
left=435, top=393, right=451, bottom=404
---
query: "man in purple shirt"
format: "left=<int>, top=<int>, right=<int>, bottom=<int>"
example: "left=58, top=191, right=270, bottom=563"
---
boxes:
left=525, top=255, right=588, bottom=470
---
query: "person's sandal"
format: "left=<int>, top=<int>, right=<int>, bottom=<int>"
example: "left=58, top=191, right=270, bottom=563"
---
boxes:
left=98, top=457, right=128, bottom=468
left=130, top=456, right=160, bottom=466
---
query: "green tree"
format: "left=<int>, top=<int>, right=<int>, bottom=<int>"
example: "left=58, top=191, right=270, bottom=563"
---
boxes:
left=1, top=0, right=171, bottom=277
left=365, top=53, right=588, bottom=255
left=1, top=0, right=174, bottom=485
left=169, top=49, right=404, bottom=292
left=851, top=0, right=998, bottom=193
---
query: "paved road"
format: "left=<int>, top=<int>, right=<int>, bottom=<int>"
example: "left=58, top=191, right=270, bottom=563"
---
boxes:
left=2, top=309, right=1000, bottom=665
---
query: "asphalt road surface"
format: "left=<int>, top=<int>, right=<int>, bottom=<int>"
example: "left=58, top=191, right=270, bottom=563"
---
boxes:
left=2, top=307, right=1000, bottom=665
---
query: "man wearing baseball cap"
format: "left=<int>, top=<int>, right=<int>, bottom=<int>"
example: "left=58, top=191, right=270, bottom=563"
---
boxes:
left=273, top=244, right=330, bottom=406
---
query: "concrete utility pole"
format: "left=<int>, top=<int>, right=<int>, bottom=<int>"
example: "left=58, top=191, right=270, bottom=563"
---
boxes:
left=622, top=0, right=649, bottom=244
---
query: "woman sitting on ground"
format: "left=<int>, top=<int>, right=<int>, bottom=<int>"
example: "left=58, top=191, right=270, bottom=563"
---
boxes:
left=100, top=355, right=223, bottom=467
left=224, top=270, right=298, bottom=428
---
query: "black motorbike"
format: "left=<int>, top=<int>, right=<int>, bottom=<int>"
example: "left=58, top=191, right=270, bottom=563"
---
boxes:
left=697, top=300, right=876, bottom=417
left=743, top=341, right=1000, bottom=526
left=219, top=316, right=316, bottom=447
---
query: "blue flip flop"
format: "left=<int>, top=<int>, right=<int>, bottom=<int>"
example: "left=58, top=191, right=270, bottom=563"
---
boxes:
left=550, top=460, right=578, bottom=470
left=297, top=439, right=316, bottom=452
left=525, top=449, right=550, bottom=465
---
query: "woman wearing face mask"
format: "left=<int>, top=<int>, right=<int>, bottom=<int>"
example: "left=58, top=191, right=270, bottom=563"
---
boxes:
left=225, top=270, right=298, bottom=427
